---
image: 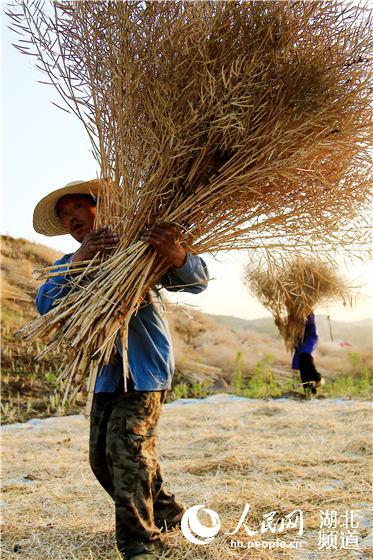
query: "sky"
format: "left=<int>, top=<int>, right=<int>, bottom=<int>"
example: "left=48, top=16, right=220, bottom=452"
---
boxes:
left=1, top=7, right=372, bottom=325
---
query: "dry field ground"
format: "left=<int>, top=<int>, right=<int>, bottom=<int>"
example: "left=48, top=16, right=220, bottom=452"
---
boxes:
left=2, top=396, right=372, bottom=560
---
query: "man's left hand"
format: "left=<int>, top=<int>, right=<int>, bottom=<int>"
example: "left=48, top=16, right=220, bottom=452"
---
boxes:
left=141, top=223, right=187, bottom=268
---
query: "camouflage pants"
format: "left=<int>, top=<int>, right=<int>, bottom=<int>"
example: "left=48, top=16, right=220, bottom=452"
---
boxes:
left=89, top=377, right=185, bottom=557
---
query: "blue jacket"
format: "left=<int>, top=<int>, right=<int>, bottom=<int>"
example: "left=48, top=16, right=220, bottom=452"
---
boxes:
left=36, top=253, right=209, bottom=392
left=291, top=313, right=319, bottom=369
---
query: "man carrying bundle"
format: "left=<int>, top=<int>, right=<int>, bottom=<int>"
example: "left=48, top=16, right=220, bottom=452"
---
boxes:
left=33, top=179, right=209, bottom=560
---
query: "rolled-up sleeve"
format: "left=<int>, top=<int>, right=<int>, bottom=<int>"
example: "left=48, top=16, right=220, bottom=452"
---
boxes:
left=160, top=253, right=209, bottom=294
left=36, top=255, right=73, bottom=315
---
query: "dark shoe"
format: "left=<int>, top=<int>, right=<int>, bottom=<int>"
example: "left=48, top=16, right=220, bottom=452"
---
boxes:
left=302, top=381, right=315, bottom=396
left=314, top=377, right=324, bottom=393
left=119, top=540, right=163, bottom=560
left=302, top=377, right=323, bottom=395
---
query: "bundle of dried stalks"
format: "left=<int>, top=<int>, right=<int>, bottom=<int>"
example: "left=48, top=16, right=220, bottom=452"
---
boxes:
left=8, top=1, right=371, bottom=412
left=245, top=258, right=351, bottom=351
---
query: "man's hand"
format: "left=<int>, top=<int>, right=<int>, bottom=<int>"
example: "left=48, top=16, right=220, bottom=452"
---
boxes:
left=141, top=223, right=187, bottom=268
left=71, top=226, right=119, bottom=262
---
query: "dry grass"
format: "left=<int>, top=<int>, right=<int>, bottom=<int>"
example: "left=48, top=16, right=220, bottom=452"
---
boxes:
left=2, top=398, right=372, bottom=559
left=1, top=236, right=80, bottom=422
left=1, top=235, right=62, bottom=312
left=8, top=1, right=372, bottom=410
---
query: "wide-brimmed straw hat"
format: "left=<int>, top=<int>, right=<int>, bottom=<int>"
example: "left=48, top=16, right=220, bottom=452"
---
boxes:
left=33, top=179, right=101, bottom=236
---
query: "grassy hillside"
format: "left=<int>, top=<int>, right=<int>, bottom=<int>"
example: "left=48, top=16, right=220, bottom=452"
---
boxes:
left=208, top=313, right=278, bottom=336
left=1, top=236, right=65, bottom=422
left=1, top=235, right=372, bottom=423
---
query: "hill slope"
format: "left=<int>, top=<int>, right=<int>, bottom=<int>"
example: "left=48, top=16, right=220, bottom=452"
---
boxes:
left=209, top=313, right=372, bottom=347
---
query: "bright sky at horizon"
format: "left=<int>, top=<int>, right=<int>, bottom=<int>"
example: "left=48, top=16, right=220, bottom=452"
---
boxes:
left=1, top=9, right=372, bottom=325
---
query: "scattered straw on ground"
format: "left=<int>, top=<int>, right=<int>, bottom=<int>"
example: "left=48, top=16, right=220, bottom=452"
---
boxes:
left=2, top=397, right=372, bottom=559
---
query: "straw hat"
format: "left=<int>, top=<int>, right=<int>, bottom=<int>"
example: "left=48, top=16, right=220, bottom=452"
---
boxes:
left=33, top=179, right=101, bottom=236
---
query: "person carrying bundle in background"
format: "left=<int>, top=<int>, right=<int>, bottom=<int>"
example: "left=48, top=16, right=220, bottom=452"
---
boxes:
left=247, top=257, right=349, bottom=398
left=33, top=179, right=209, bottom=560
left=291, top=313, right=322, bottom=395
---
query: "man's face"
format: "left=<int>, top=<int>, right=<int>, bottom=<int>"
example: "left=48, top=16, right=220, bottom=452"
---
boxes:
left=57, top=195, right=96, bottom=242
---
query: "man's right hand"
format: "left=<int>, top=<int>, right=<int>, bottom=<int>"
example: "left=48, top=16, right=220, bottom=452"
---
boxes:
left=71, top=227, right=119, bottom=262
